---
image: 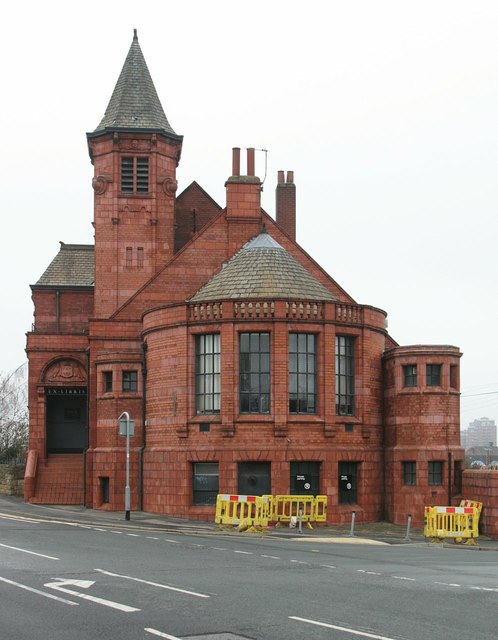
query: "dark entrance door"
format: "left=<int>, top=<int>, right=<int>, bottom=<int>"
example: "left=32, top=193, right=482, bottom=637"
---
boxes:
left=46, top=389, right=87, bottom=453
left=237, top=462, right=271, bottom=495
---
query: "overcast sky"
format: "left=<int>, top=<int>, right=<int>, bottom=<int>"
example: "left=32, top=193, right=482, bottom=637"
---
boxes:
left=2, top=1, right=497, bottom=428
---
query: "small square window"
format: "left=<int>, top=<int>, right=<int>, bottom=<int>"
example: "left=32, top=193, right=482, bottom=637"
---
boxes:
left=428, top=461, right=443, bottom=486
left=103, top=371, right=113, bottom=393
left=402, top=461, right=416, bottom=486
left=426, top=364, right=441, bottom=387
left=122, top=370, right=138, bottom=392
left=403, top=365, right=417, bottom=388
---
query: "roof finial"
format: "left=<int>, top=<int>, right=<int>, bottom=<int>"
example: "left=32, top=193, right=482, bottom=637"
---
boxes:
left=261, top=223, right=268, bottom=234
left=133, top=28, right=138, bottom=41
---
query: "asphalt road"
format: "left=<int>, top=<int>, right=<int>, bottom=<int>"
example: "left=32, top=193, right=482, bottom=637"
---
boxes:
left=1, top=504, right=497, bottom=640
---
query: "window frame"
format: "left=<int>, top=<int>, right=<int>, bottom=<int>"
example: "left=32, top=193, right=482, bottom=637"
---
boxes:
left=290, top=461, right=321, bottom=496
left=336, top=335, right=355, bottom=416
left=426, top=364, right=442, bottom=387
left=122, top=370, right=138, bottom=393
left=338, top=461, right=359, bottom=504
left=428, top=461, right=444, bottom=486
left=289, top=333, right=317, bottom=415
left=402, top=461, right=416, bottom=486
left=403, top=364, right=417, bottom=388
left=239, top=332, right=270, bottom=414
left=195, top=334, right=221, bottom=415
left=103, top=371, right=113, bottom=393
left=192, top=462, right=219, bottom=506
left=121, top=156, right=149, bottom=194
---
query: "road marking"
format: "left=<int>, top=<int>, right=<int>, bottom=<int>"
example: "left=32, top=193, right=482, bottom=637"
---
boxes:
left=93, top=528, right=107, bottom=532
left=0, top=576, right=77, bottom=605
left=111, top=530, right=123, bottom=534
left=0, top=542, right=59, bottom=560
left=261, top=554, right=280, bottom=559
left=290, top=559, right=307, bottom=564
left=147, top=536, right=160, bottom=540
left=470, top=586, right=498, bottom=592
left=163, top=539, right=180, bottom=544
left=234, top=550, right=253, bottom=555
left=393, top=576, right=415, bottom=581
left=44, top=579, right=139, bottom=612
left=434, top=582, right=461, bottom=587
left=95, top=568, right=210, bottom=598
left=211, top=547, right=227, bottom=551
left=0, top=513, right=41, bottom=524
left=290, top=616, right=401, bottom=639
left=126, top=533, right=140, bottom=537
left=145, top=628, right=183, bottom=639
left=320, top=564, right=336, bottom=569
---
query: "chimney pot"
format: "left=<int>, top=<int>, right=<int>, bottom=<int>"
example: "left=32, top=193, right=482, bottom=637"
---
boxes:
left=247, top=148, right=255, bottom=176
left=232, top=147, right=241, bottom=176
left=276, top=170, right=296, bottom=241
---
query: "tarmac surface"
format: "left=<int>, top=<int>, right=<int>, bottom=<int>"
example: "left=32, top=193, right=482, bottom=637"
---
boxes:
left=1, top=494, right=497, bottom=551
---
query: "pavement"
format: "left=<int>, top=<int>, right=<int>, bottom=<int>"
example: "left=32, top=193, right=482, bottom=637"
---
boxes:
left=1, top=494, right=497, bottom=551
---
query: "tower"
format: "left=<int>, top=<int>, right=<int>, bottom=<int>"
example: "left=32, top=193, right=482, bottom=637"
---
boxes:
left=87, top=30, right=183, bottom=317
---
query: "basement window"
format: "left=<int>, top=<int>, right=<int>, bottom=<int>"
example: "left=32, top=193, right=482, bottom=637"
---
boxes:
left=192, top=463, right=219, bottom=506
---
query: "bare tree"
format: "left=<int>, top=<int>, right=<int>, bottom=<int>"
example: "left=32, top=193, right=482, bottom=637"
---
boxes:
left=0, top=363, right=28, bottom=464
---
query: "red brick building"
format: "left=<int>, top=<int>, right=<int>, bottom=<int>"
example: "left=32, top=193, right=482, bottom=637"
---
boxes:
left=25, top=32, right=464, bottom=526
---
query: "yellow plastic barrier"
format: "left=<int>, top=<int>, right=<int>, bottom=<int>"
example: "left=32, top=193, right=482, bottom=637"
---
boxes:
left=460, top=499, right=482, bottom=517
left=271, top=495, right=328, bottom=529
left=215, top=494, right=270, bottom=528
left=314, top=495, right=328, bottom=523
left=215, top=494, right=328, bottom=530
left=424, top=504, right=481, bottom=545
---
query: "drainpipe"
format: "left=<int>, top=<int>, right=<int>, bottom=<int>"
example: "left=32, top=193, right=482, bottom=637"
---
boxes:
left=83, top=348, right=90, bottom=507
left=448, top=451, right=452, bottom=505
left=139, top=341, right=148, bottom=511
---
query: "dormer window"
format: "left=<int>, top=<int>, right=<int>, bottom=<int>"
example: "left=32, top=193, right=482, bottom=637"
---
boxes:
left=121, top=157, right=149, bottom=193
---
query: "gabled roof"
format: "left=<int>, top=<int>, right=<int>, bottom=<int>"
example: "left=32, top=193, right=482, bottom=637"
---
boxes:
left=90, top=30, right=180, bottom=139
left=34, top=243, right=94, bottom=287
left=189, top=229, right=337, bottom=302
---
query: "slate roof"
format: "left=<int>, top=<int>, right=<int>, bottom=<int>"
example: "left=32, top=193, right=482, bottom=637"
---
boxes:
left=91, top=30, right=179, bottom=139
left=34, top=243, right=94, bottom=287
left=189, top=231, right=337, bottom=302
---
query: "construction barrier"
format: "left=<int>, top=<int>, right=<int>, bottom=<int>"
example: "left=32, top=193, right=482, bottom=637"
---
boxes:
left=267, top=495, right=327, bottom=529
left=215, top=494, right=328, bottom=531
left=424, top=500, right=482, bottom=545
left=215, top=494, right=270, bottom=529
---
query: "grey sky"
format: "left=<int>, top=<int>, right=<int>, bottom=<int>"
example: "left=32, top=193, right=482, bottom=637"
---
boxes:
left=2, top=1, right=497, bottom=427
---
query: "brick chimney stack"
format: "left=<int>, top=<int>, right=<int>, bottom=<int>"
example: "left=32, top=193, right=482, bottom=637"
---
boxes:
left=276, top=170, right=296, bottom=240
left=225, top=147, right=262, bottom=220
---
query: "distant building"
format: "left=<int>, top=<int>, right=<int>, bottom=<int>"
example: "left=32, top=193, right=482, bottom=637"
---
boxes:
left=24, top=32, right=464, bottom=527
left=461, top=417, right=497, bottom=450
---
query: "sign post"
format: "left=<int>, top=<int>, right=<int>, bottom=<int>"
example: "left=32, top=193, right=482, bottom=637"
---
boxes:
left=118, top=412, right=134, bottom=521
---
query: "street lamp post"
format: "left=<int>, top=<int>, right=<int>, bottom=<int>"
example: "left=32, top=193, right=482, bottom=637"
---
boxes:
left=118, top=411, right=134, bottom=521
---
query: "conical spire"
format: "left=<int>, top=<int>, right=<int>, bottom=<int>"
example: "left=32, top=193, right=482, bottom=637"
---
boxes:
left=189, top=231, right=337, bottom=302
left=92, top=29, right=179, bottom=139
